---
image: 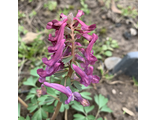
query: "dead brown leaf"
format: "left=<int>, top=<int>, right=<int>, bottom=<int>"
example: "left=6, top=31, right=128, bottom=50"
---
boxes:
left=122, top=107, right=135, bottom=116
left=111, top=0, right=122, bottom=14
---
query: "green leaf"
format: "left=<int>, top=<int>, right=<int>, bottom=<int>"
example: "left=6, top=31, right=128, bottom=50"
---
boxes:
left=23, top=76, right=37, bottom=87
left=102, top=45, right=107, bottom=50
left=78, top=51, right=85, bottom=57
left=27, top=103, right=38, bottom=113
left=105, top=74, right=114, bottom=80
left=97, top=117, right=103, bottom=120
left=106, top=41, right=110, bottom=45
left=72, top=101, right=84, bottom=113
left=32, top=108, right=47, bottom=120
left=73, top=114, right=86, bottom=119
left=111, top=40, right=118, bottom=44
left=80, top=85, right=92, bottom=91
left=42, top=96, right=55, bottom=105
left=95, top=54, right=102, bottom=59
left=101, top=105, right=112, bottom=113
left=26, top=115, right=30, bottom=120
left=29, top=88, right=36, bottom=94
left=66, top=77, right=71, bottom=87
left=38, top=95, right=48, bottom=102
left=84, top=105, right=94, bottom=114
left=30, top=67, right=40, bottom=77
left=42, top=105, right=54, bottom=113
left=62, top=56, right=73, bottom=64
left=18, top=116, right=25, bottom=120
left=94, top=94, right=99, bottom=105
left=104, top=51, right=112, bottom=57
left=46, top=87, right=57, bottom=97
left=60, top=92, right=67, bottom=103
left=73, top=81, right=82, bottom=90
left=18, top=103, right=21, bottom=117
left=99, top=94, right=108, bottom=108
left=53, top=70, right=68, bottom=77
left=86, top=115, right=95, bottom=120
left=80, top=92, right=92, bottom=100
left=25, top=93, right=35, bottom=101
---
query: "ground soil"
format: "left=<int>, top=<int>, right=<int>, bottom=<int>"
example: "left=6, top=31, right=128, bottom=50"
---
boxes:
left=18, top=0, right=138, bottom=120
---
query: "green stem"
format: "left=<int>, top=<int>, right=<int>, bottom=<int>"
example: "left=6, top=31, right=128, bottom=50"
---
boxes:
left=95, top=109, right=100, bottom=120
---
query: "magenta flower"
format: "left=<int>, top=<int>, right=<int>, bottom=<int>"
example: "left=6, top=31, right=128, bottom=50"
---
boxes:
left=46, top=20, right=60, bottom=30
left=82, top=33, right=92, bottom=42
left=74, top=17, right=96, bottom=31
left=84, top=33, right=98, bottom=65
left=37, top=62, right=61, bottom=83
left=72, top=64, right=91, bottom=87
left=76, top=10, right=85, bottom=18
left=36, top=84, right=47, bottom=97
left=42, top=39, right=65, bottom=67
left=43, top=82, right=90, bottom=106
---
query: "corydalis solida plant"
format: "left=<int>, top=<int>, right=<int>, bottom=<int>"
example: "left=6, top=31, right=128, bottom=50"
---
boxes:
left=37, top=10, right=100, bottom=120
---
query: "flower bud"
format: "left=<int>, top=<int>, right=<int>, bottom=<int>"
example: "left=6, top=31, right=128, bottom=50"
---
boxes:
left=67, top=13, right=74, bottom=25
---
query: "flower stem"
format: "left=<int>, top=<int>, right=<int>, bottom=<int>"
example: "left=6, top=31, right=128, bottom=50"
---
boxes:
left=50, top=101, right=62, bottom=120
left=95, top=109, right=100, bottom=120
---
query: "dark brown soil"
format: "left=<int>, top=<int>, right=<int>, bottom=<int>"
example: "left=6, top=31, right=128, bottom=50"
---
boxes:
left=18, top=0, right=138, bottom=120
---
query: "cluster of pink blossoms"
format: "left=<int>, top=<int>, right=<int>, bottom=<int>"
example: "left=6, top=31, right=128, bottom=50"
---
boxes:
left=37, top=10, right=100, bottom=106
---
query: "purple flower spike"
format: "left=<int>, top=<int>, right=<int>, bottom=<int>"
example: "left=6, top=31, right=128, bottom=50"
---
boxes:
left=85, top=33, right=98, bottom=64
left=72, top=64, right=91, bottom=87
left=76, top=10, right=85, bottom=18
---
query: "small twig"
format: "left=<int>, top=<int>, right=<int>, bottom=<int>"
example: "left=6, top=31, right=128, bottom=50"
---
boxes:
left=18, top=57, right=26, bottom=82
left=65, top=109, right=68, bottom=120
left=18, top=96, right=28, bottom=108
left=92, top=83, right=97, bottom=90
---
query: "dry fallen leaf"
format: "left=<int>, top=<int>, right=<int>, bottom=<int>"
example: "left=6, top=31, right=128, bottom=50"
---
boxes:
left=111, top=0, right=122, bottom=14
left=122, top=107, right=135, bottom=116
left=22, top=32, right=40, bottom=44
left=21, top=30, right=47, bottom=44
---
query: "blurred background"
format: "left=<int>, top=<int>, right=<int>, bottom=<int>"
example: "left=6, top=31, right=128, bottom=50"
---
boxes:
left=18, top=0, right=138, bottom=120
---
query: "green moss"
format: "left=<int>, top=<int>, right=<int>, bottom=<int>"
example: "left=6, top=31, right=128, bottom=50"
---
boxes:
left=100, top=28, right=107, bottom=35
left=69, top=5, right=74, bottom=10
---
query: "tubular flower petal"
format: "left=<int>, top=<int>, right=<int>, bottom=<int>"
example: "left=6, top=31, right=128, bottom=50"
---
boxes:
left=85, top=33, right=98, bottom=64
left=42, top=39, right=65, bottom=67
left=46, top=20, right=60, bottom=30
left=82, top=34, right=92, bottom=42
left=76, top=10, right=85, bottom=18
left=72, top=64, right=91, bottom=87
left=60, top=13, right=67, bottom=21
left=73, top=92, right=90, bottom=106
left=74, top=17, right=96, bottom=31
left=44, top=82, right=73, bottom=97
